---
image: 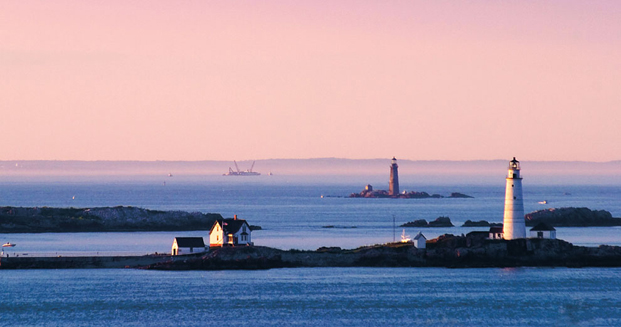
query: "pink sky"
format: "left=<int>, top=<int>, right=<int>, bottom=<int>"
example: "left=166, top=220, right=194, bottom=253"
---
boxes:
left=1, top=1, right=620, bottom=161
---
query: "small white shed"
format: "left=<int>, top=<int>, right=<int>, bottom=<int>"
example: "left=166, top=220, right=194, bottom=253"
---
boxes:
left=488, top=226, right=504, bottom=240
left=530, top=223, right=556, bottom=239
left=413, top=232, right=426, bottom=249
left=172, top=237, right=207, bottom=255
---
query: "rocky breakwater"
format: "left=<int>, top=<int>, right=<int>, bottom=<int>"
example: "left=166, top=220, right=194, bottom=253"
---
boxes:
left=0, top=206, right=222, bottom=233
left=144, top=234, right=621, bottom=270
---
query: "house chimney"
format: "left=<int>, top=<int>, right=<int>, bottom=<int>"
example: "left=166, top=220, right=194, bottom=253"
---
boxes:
left=234, top=214, right=237, bottom=220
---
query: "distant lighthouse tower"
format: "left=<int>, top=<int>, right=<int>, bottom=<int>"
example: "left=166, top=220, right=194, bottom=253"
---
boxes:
left=389, top=157, right=399, bottom=196
left=503, top=157, right=526, bottom=239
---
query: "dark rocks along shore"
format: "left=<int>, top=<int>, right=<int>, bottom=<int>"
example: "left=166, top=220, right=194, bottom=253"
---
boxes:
left=143, top=234, right=621, bottom=270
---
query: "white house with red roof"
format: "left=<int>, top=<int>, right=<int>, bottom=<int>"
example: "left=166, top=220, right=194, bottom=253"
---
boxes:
left=209, top=215, right=252, bottom=247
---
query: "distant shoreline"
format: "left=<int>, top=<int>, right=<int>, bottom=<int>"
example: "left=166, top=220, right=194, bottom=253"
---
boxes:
left=1, top=159, right=620, bottom=179
left=0, top=206, right=221, bottom=233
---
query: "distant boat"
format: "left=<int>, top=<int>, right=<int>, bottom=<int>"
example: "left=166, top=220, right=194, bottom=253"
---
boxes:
left=2, top=242, right=16, bottom=247
left=223, top=160, right=261, bottom=176
left=538, top=200, right=548, bottom=204
left=168, top=173, right=173, bottom=177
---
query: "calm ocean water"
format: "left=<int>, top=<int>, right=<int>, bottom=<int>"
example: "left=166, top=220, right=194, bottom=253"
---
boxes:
left=1, top=268, right=620, bottom=326
left=1, top=176, right=620, bottom=254
left=1, top=176, right=620, bottom=325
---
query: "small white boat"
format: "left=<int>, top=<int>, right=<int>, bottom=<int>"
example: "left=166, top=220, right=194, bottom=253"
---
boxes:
left=2, top=242, right=16, bottom=248
left=538, top=200, right=548, bottom=204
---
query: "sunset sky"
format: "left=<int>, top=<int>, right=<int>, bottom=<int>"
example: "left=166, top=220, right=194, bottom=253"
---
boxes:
left=1, top=1, right=620, bottom=162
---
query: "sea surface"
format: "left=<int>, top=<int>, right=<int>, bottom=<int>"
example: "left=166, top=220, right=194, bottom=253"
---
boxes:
left=1, top=175, right=620, bottom=325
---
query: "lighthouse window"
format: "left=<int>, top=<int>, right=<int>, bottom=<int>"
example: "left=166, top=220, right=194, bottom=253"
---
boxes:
left=513, top=196, right=516, bottom=199
left=512, top=184, right=514, bottom=187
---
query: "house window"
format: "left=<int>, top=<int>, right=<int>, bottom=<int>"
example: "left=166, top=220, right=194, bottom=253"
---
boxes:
left=537, top=231, right=543, bottom=238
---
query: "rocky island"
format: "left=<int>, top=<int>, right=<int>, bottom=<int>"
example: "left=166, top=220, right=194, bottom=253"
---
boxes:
left=462, top=220, right=503, bottom=227
left=140, top=234, right=621, bottom=270
left=349, top=187, right=472, bottom=199
left=3, top=233, right=621, bottom=270
left=349, top=158, right=474, bottom=199
left=460, top=207, right=621, bottom=228
left=525, top=207, right=621, bottom=227
left=400, top=217, right=454, bottom=227
left=0, top=206, right=222, bottom=233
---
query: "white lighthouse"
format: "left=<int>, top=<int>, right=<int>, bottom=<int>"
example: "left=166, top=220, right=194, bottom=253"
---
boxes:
left=503, top=157, right=526, bottom=239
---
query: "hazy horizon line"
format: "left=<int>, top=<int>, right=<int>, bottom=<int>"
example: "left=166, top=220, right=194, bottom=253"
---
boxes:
left=2, top=158, right=620, bottom=164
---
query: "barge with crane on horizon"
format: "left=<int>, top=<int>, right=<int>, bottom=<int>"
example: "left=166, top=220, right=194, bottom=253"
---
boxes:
left=223, top=161, right=261, bottom=176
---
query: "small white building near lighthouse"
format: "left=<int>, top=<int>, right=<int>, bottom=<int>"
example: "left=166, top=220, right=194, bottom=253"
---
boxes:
left=413, top=232, right=426, bottom=249
left=530, top=223, right=556, bottom=239
left=503, top=157, right=526, bottom=239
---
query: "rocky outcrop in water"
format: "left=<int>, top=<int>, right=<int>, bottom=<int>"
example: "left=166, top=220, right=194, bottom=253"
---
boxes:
left=0, top=206, right=222, bottom=233
left=525, top=207, right=621, bottom=227
left=448, top=192, right=474, bottom=198
left=401, top=217, right=454, bottom=228
left=349, top=188, right=471, bottom=199
left=462, top=220, right=502, bottom=227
